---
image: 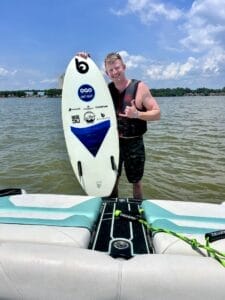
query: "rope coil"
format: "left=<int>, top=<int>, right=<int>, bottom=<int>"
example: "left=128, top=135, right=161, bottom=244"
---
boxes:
left=115, top=209, right=225, bottom=267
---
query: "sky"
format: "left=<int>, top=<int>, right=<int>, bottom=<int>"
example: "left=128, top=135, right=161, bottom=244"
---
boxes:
left=0, top=0, right=225, bottom=90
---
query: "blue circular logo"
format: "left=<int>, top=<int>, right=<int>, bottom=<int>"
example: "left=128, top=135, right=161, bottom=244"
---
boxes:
left=78, top=84, right=95, bottom=102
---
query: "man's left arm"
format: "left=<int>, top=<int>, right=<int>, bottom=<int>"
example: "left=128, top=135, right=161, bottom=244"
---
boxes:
left=136, top=82, right=160, bottom=121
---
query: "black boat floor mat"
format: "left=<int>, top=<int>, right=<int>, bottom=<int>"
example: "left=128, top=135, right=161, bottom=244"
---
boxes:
left=89, top=198, right=152, bottom=258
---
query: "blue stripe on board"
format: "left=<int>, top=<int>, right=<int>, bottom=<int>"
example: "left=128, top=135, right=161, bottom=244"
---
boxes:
left=70, top=120, right=110, bottom=157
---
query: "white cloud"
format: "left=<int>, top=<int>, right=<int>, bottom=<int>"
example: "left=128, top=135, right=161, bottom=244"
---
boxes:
left=190, top=0, right=225, bottom=21
left=179, top=57, right=197, bottom=76
left=145, top=49, right=225, bottom=82
left=111, top=0, right=225, bottom=87
left=119, top=50, right=146, bottom=68
left=116, top=50, right=199, bottom=81
left=177, top=0, right=225, bottom=86
left=181, top=0, right=225, bottom=52
left=0, top=67, right=17, bottom=77
left=0, top=67, right=8, bottom=76
left=146, top=57, right=197, bottom=80
left=40, top=78, right=58, bottom=84
left=0, top=66, right=59, bottom=90
left=201, top=47, right=225, bottom=73
left=111, top=0, right=183, bottom=23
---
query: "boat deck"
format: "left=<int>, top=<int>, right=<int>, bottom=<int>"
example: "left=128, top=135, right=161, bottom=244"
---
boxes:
left=89, top=198, right=153, bottom=258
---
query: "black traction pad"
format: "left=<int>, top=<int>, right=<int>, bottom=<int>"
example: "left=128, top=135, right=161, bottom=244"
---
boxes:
left=89, top=198, right=152, bottom=257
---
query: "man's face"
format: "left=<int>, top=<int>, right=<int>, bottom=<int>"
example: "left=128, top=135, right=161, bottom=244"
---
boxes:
left=105, top=59, right=126, bottom=83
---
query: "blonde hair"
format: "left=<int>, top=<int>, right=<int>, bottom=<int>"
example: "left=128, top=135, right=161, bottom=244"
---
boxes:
left=104, top=52, right=124, bottom=66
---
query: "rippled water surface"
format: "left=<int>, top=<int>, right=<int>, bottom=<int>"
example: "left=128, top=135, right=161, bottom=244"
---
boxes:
left=0, top=96, right=224, bottom=202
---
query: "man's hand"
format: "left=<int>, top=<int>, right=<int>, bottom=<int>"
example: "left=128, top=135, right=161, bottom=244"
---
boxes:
left=119, top=100, right=139, bottom=119
left=75, top=52, right=90, bottom=59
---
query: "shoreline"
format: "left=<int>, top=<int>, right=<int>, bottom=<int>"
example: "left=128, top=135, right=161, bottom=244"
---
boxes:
left=0, top=88, right=225, bottom=99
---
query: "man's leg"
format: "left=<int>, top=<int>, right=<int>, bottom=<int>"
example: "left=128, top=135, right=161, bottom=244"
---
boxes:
left=124, top=137, right=145, bottom=199
left=109, top=177, right=120, bottom=198
left=133, top=180, right=143, bottom=199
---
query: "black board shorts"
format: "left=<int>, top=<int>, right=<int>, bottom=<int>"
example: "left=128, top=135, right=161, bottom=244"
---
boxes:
left=118, top=136, right=145, bottom=183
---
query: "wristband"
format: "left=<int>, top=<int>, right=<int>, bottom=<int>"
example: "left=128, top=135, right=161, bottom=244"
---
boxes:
left=133, top=109, right=139, bottom=118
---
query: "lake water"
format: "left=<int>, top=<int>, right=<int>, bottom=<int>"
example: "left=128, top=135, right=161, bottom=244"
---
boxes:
left=0, top=96, right=224, bottom=203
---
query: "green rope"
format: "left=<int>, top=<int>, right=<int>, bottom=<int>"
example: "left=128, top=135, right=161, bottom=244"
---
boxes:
left=115, top=210, right=225, bottom=268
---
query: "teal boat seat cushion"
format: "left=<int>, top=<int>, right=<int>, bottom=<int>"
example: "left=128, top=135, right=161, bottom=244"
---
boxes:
left=0, top=196, right=102, bottom=230
left=142, top=200, right=225, bottom=234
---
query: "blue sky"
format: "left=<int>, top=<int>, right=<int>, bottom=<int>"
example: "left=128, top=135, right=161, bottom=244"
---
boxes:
left=0, top=0, right=225, bottom=90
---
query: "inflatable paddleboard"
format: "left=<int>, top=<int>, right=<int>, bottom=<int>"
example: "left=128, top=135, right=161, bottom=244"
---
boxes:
left=62, top=56, right=119, bottom=196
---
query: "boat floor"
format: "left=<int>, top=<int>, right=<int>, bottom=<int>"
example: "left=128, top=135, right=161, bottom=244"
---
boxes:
left=89, top=198, right=153, bottom=258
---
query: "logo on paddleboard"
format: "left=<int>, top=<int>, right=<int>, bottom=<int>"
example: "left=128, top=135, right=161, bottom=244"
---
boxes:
left=84, top=111, right=95, bottom=123
left=75, top=58, right=89, bottom=74
left=78, top=84, right=95, bottom=101
left=71, top=115, right=80, bottom=123
left=96, top=181, right=102, bottom=188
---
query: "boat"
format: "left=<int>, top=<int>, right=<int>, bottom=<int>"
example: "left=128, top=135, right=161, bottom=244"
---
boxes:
left=0, top=188, right=225, bottom=300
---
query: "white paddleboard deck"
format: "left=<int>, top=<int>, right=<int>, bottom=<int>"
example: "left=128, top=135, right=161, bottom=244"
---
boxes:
left=62, top=56, right=119, bottom=196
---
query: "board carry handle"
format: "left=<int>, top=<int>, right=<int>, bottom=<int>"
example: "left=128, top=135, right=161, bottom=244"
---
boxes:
left=110, top=156, right=117, bottom=171
left=77, top=161, right=83, bottom=177
left=205, top=230, right=225, bottom=243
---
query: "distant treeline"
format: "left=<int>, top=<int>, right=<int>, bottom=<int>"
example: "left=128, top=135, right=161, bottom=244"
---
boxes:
left=0, top=89, right=62, bottom=98
left=0, top=87, right=225, bottom=98
left=151, top=87, right=225, bottom=97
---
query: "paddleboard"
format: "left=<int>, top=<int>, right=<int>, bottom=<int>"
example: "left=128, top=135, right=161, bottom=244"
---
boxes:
left=62, top=55, right=119, bottom=196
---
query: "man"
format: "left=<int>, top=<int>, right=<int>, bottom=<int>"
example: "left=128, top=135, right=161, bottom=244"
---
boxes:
left=77, top=52, right=160, bottom=199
